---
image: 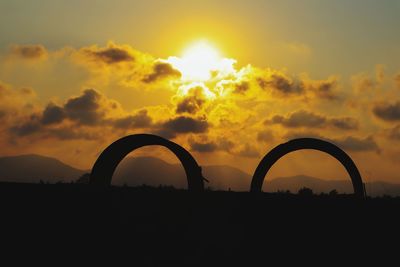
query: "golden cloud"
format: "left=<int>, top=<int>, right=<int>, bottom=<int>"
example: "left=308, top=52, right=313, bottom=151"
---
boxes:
left=394, top=72, right=400, bottom=90
left=1, top=41, right=400, bottom=177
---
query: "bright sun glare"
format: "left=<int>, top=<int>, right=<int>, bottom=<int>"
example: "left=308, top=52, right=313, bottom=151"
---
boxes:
left=166, top=40, right=239, bottom=99
left=168, top=41, right=224, bottom=81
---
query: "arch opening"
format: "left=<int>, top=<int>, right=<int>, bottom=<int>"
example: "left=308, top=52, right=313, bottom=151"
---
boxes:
left=250, top=138, right=365, bottom=198
left=112, top=146, right=187, bottom=188
left=90, top=134, right=204, bottom=192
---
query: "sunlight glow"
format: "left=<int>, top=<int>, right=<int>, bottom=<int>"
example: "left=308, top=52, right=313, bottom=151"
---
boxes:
left=166, top=40, right=245, bottom=100
left=177, top=82, right=216, bottom=98
left=168, top=41, right=230, bottom=81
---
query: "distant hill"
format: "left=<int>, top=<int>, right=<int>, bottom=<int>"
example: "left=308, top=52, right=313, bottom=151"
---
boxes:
left=202, top=165, right=250, bottom=191
left=112, top=156, right=250, bottom=191
left=1, top=154, right=400, bottom=196
left=113, top=156, right=187, bottom=188
left=113, top=158, right=400, bottom=196
left=0, top=154, right=250, bottom=190
left=0, top=154, right=86, bottom=183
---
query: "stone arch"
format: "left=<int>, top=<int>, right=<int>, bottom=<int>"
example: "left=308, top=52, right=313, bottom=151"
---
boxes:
left=250, top=138, right=365, bottom=198
left=90, top=134, right=204, bottom=192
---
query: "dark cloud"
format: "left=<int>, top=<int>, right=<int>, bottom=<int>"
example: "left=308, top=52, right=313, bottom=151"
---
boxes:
left=189, top=137, right=235, bottom=153
left=161, top=116, right=209, bottom=135
left=329, top=117, right=359, bottom=130
left=41, top=103, right=66, bottom=125
left=9, top=115, right=42, bottom=136
left=373, top=101, right=400, bottom=121
left=258, top=74, right=303, bottom=95
left=268, top=110, right=358, bottom=130
left=155, top=116, right=210, bottom=139
left=175, top=86, right=206, bottom=114
left=269, top=110, right=326, bottom=128
left=142, top=62, right=181, bottom=83
left=234, top=81, right=250, bottom=94
left=189, top=136, right=252, bottom=156
left=44, top=89, right=122, bottom=127
left=332, top=136, right=380, bottom=153
left=307, top=79, right=338, bottom=100
left=151, top=128, right=177, bottom=140
left=112, top=109, right=152, bottom=129
left=11, top=44, right=47, bottom=59
left=9, top=88, right=139, bottom=140
left=176, top=96, right=204, bottom=114
left=257, top=73, right=338, bottom=99
left=84, top=46, right=134, bottom=64
left=10, top=117, right=99, bottom=140
left=64, top=89, right=104, bottom=125
left=16, top=89, right=119, bottom=130
left=189, top=139, right=218, bottom=153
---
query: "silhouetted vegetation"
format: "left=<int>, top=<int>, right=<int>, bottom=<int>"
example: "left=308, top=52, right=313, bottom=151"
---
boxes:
left=1, top=181, right=399, bottom=264
left=76, top=173, right=90, bottom=184
left=298, top=187, right=314, bottom=196
left=329, top=189, right=338, bottom=196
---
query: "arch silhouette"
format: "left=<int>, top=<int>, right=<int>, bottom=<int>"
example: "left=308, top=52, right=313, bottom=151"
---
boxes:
left=250, top=138, right=366, bottom=198
left=90, top=134, right=204, bottom=192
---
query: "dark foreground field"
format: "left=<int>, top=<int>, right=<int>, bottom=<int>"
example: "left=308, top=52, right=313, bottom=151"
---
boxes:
left=1, top=182, right=399, bottom=265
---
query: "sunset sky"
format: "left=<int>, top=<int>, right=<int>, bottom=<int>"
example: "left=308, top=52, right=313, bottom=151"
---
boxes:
left=1, top=0, right=400, bottom=185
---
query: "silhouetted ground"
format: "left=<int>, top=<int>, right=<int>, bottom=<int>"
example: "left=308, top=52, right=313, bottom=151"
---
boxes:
left=1, top=182, right=399, bottom=265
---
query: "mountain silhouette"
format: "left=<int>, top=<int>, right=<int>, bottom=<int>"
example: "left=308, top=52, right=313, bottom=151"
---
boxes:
left=113, top=156, right=187, bottom=187
left=112, top=156, right=250, bottom=191
left=0, top=154, right=86, bottom=183
left=1, top=154, right=400, bottom=196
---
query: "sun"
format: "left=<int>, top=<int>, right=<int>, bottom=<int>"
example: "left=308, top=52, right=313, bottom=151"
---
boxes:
left=167, top=41, right=222, bottom=81
left=166, top=40, right=239, bottom=99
